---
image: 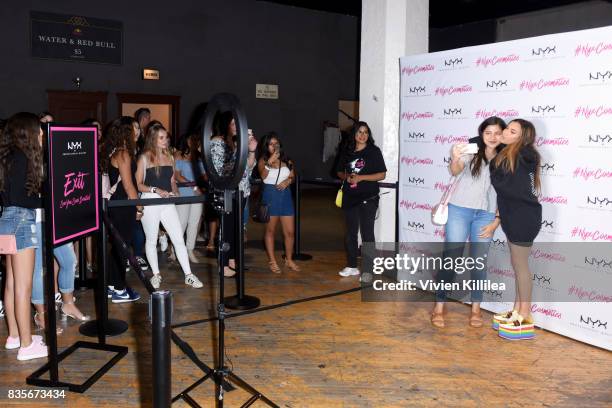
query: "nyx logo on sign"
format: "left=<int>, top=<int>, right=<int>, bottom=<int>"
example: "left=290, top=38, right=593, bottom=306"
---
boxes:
left=492, top=239, right=506, bottom=247
left=407, top=177, right=425, bottom=185
left=486, top=80, right=508, bottom=89
left=540, top=163, right=555, bottom=172
left=532, top=273, right=552, bottom=285
left=408, top=86, right=426, bottom=95
left=407, top=132, right=425, bottom=139
left=443, top=57, right=463, bottom=67
left=531, top=105, right=556, bottom=114
left=580, top=315, right=608, bottom=330
left=588, top=134, right=612, bottom=144
left=443, top=157, right=451, bottom=164
left=67, top=141, right=82, bottom=150
left=584, top=257, right=612, bottom=269
left=406, top=221, right=425, bottom=230
left=531, top=46, right=556, bottom=56
left=541, top=220, right=554, bottom=228
left=443, top=108, right=462, bottom=116
left=588, top=71, right=612, bottom=81
left=586, top=196, right=612, bottom=207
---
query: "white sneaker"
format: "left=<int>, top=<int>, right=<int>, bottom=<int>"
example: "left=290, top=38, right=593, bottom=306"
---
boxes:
left=159, top=234, right=168, bottom=252
left=188, top=250, right=200, bottom=264
left=150, top=274, right=162, bottom=289
left=185, top=274, right=203, bottom=288
left=339, top=267, right=360, bottom=277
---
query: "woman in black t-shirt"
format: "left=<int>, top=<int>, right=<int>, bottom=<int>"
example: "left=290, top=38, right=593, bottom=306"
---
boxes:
left=335, top=122, right=387, bottom=277
left=490, top=119, right=542, bottom=339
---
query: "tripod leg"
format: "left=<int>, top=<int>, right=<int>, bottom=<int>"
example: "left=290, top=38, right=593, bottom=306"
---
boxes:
left=227, top=372, right=280, bottom=408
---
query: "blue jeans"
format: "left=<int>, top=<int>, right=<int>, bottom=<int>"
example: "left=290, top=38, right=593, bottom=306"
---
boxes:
left=32, top=222, right=76, bottom=305
left=436, top=204, right=495, bottom=302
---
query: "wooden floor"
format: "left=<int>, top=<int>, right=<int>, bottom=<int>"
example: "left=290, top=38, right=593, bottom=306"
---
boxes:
left=1, top=189, right=610, bottom=407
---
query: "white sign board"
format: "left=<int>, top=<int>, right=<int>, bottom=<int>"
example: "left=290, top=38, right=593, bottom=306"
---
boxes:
left=256, top=84, right=279, bottom=99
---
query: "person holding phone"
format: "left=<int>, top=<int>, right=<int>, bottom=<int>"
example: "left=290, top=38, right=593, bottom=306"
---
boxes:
left=257, top=132, right=299, bottom=273
left=136, top=123, right=203, bottom=289
left=430, top=116, right=506, bottom=328
left=335, top=121, right=386, bottom=278
left=490, top=119, right=542, bottom=340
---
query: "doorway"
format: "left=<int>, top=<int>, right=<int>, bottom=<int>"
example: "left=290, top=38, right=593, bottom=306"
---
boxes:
left=116, top=93, right=181, bottom=141
left=47, top=90, right=108, bottom=124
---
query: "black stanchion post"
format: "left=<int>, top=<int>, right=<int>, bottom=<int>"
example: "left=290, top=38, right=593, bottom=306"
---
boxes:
left=151, top=291, right=172, bottom=408
left=225, top=191, right=260, bottom=310
left=292, top=174, right=312, bottom=261
left=43, top=205, right=59, bottom=381
left=80, top=198, right=128, bottom=338
left=77, top=237, right=87, bottom=289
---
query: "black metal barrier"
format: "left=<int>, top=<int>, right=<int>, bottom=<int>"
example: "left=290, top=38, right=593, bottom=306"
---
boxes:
left=151, top=291, right=172, bottom=408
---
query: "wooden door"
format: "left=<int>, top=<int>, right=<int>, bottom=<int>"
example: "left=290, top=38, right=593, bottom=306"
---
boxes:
left=47, top=90, right=107, bottom=124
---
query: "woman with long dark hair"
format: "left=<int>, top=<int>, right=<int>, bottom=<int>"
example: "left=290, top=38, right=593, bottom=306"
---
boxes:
left=0, top=112, right=47, bottom=360
left=101, top=116, right=142, bottom=302
left=210, top=112, right=257, bottom=277
left=136, top=124, right=203, bottom=289
left=430, top=116, right=506, bottom=328
left=257, top=132, right=298, bottom=273
left=174, top=132, right=206, bottom=263
left=491, top=119, right=542, bottom=340
left=335, top=121, right=387, bottom=278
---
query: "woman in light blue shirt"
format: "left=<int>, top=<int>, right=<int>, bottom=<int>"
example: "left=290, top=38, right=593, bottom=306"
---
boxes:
left=175, top=132, right=206, bottom=263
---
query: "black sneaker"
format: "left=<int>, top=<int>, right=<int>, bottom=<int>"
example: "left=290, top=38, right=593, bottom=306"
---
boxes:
left=136, top=256, right=149, bottom=271
left=111, top=287, right=141, bottom=303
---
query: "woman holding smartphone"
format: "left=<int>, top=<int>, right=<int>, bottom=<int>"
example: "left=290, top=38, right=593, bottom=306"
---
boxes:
left=430, top=116, right=505, bottom=328
left=490, top=119, right=542, bottom=340
left=335, top=121, right=387, bottom=278
left=136, top=123, right=203, bottom=289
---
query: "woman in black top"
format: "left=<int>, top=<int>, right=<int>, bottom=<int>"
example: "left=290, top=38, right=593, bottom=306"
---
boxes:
left=102, top=117, right=142, bottom=303
left=490, top=119, right=542, bottom=336
left=335, top=122, right=387, bottom=277
left=0, top=112, right=47, bottom=360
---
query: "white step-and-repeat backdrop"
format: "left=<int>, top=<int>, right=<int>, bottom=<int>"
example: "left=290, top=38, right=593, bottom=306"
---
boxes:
left=399, top=26, right=612, bottom=350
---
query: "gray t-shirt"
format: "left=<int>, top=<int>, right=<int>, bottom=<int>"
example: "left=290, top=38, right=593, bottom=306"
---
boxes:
left=449, top=154, right=497, bottom=213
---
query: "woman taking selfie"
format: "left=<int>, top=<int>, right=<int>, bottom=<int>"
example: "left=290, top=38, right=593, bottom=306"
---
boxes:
left=490, top=119, right=542, bottom=340
left=430, top=116, right=505, bottom=329
left=257, top=132, right=299, bottom=273
left=335, top=121, right=386, bottom=278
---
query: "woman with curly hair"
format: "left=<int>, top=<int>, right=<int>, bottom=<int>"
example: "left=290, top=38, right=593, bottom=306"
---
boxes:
left=0, top=112, right=47, bottom=361
left=101, top=116, right=142, bottom=302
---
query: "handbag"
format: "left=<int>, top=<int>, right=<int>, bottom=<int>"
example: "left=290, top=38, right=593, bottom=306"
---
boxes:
left=431, top=173, right=463, bottom=226
left=252, top=164, right=281, bottom=223
left=335, top=180, right=344, bottom=208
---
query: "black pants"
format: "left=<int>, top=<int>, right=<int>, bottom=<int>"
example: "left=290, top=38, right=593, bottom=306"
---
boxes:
left=343, top=199, right=378, bottom=268
left=108, top=206, right=136, bottom=291
left=218, top=192, right=247, bottom=267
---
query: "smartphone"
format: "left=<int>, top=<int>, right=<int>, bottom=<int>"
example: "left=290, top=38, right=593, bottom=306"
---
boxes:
left=464, top=143, right=479, bottom=154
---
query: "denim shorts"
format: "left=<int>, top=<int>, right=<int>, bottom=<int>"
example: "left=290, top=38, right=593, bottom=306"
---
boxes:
left=0, top=206, right=38, bottom=251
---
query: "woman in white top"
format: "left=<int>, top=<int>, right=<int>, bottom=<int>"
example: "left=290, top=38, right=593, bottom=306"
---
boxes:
left=135, top=123, right=203, bottom=289
left=257, top=132, right=299, bottom=273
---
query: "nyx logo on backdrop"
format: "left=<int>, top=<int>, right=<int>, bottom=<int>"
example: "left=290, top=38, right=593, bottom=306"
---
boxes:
left=441, top=57, right=465, bottom=70
left=583, top=196, right=612, bottom=211
left=531, top=46, right=557, bottom=56
left=532, top=273, right=552, bottom=285
left=541, top=220, right=554, bottom=229
left=588, top=70, right=612, bottom=82
left=443, top=108, right=462, bottom=116
left=406, top=221, right=426, bottom=230
left=485, top=80, right=509, bottom=89
left=539, top=162, right=556, bottom=175
left=483, top=289, right=503, bottom=299
left=67, top=141, right=82, bottom=151
left=579, top=315, right=608, bottom=330
left=440, top=108, right=467, bottom=120
left=587, top=134, right=612, bottom=144
left=406, top=176, right=425, bottom=186
left=531, top=105, right=556, bottom=114
left=584, top=257, right=612, bottom=269
left=492, top=238, right=506, bottom=247
left=407, top=86, right=427, bottom=96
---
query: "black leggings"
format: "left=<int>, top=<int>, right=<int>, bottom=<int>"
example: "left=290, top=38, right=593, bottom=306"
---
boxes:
left=343, top=199, right=378, bottom=268
left=108, top=206, right=136, bottom=291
